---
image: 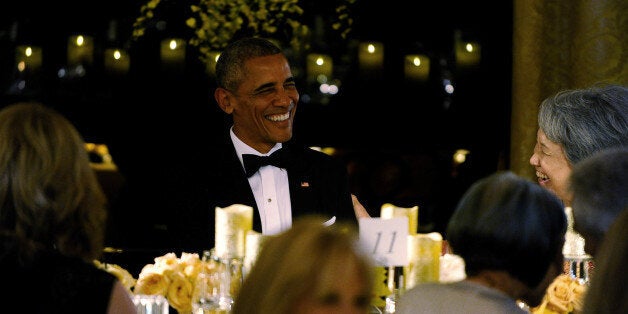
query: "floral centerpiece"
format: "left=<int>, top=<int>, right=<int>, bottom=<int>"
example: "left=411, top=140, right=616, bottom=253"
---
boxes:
left=131, top=252, right=211, bottom=313
left=531, top=274, right=587, bottom=314
left=98, top=252, right=235, bottom=313
left=99, top=252, right=396, bottom=312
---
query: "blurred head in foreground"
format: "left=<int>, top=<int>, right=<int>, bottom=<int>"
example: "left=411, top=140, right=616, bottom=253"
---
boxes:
left=447, top=171, right=567, bottom=307
left=570, top=147, right=628, bottom=257
left=0, top=102, right=107, bottom=260
left=581, top=209, right=628, bottom=314
left=233, top=216, right=375, bottom=314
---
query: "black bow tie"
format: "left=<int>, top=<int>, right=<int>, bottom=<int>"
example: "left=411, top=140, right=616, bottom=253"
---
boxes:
left=242, top=148, right=285, bottom=177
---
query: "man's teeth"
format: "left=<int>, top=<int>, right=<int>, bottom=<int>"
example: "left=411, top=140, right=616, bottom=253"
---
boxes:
left=536, top=171, right=548, bottom=180
left=268, top=112, right=290, bottom=121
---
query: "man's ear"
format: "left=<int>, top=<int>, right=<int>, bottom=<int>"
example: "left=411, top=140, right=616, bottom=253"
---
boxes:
left=214, top=87, right=234, bottom=114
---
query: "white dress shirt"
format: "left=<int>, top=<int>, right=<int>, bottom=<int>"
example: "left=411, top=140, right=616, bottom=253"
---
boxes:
left=230, top=128, right=292, bottom=235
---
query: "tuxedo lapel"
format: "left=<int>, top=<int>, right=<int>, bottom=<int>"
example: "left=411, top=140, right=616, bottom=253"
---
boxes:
left=288, top=169, right=317, bottom=216
left=210, top=136, right=261, bottom=230
left=284, top=146, right=321, bottom=217
left=282, top=143, right=354, bottom=224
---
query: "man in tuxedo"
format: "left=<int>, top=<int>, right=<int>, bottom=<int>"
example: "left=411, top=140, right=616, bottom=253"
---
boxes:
left=171, top=37, right=366, bottom=253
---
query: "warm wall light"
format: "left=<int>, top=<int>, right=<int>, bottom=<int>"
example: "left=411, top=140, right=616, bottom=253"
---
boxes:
left=15, top=45, right=42, bottom=72
left=358, top=41, right=384, bottom=70
left=306, top=53, right=333, bottom=83
left=160, top=38, right=186, bottom=66
left=454, top=31, right=481, bottom=67
left=453, top=149, right=470, bottom=165
left=455, top=41, right=481, bottom=67
left=67, top=35, right=94, bottom=66
left=104, top=48, right=130, bottom=74
left=205, top=51, right=221, bottom=76
left=404, top=54, right=430, bottom=81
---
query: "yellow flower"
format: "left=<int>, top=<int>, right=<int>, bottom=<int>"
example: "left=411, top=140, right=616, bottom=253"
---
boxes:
left=134, top=264, right=171, bottom=296
left=132, top=252, right=214, bottom=313
left=167, top=272, right=195, bottom=313
left=97, top=252, right=222, bottom=312
left=93, top=260, right=137, bottom=291
left=531, top=274, right=587, bottom=314
left=179, top=252, right=203, bottom=279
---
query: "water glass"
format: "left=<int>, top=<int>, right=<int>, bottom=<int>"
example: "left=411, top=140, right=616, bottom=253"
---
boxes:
left=564, top=253, right=594, bottom=284
left=132, top=294, right=169, bottom=314
left=192, top=250, right=243, bottom=314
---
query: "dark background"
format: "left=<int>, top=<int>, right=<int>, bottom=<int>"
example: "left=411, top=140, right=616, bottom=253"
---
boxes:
left=0, top=0, right=513, bottom=263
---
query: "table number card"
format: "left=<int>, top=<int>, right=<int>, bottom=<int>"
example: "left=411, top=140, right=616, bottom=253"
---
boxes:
left=359, top=217, right=408, bottom=266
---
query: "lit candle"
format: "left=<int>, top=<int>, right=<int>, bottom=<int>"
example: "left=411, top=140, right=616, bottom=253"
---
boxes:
left=358, top=41, right=384, bottom=70
left=243, top=230, right=271, bottom=278
left=455, top=41, right=481, bottom=67
left=306, top=53, right=333, bottom=83
left=205, top=51, right=221, bottom=76
left=160, top=38, right=186, bottom=66
left=104, top=48, right=130, bottom=74
left=405, top=232, right=443, bottom=289
left=380, top=203, right=419, bottom=235
left=67, top=35, right=94, bottom=66
left=215, top=204, right=253, bottom=259
left=15, top=45, right=42, bottom=72
left=404, top=54, right=430, bottom=81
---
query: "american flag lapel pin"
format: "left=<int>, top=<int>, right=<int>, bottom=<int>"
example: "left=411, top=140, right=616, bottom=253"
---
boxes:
left=300, top=181, right=310, bottom=187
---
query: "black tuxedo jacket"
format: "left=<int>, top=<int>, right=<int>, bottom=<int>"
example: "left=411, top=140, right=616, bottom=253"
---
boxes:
left=170, top=129, right=355, bottom=253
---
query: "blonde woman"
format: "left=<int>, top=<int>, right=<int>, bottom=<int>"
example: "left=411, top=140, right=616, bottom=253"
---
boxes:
left=0, top=102, right=136, bottom=313
left=232, top=216, right=375, bottom=314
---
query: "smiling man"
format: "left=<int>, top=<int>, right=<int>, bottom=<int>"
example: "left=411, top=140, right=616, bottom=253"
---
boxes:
left=170, top=37, right=359, bottom=253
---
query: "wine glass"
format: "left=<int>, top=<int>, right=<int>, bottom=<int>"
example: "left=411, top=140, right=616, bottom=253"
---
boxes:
left=192, top=249, right=243, bottom=314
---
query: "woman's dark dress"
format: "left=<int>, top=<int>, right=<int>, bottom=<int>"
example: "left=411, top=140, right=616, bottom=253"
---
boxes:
left=0, top=234, right=116, bottom=314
